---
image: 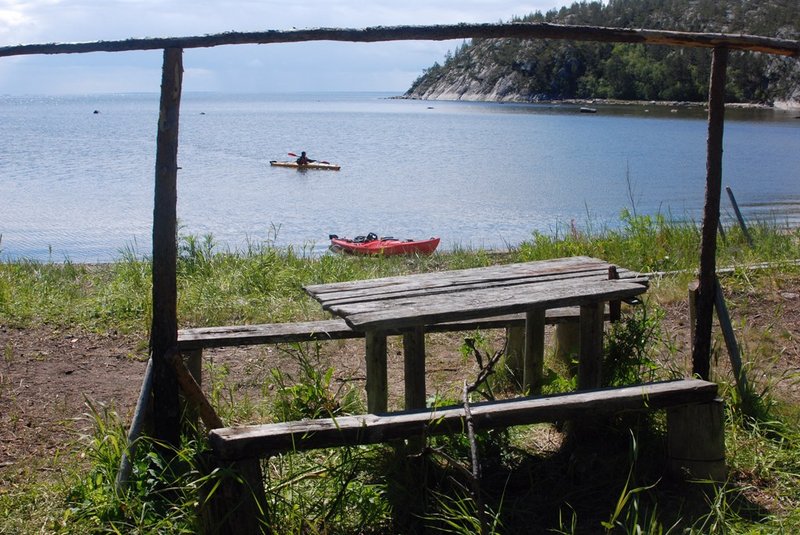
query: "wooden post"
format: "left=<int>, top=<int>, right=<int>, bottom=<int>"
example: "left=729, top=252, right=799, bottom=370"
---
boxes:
left=150, top=47, right=183, bottom=448
left=185, top=349, right=203, bottom=385
left=667, top=399, right=726, bottom=481
left=115, top=358, right=153, bottom=493
left=505, top=325, right=525, bottom=384
left=714, top=280, right=749, bottom=400
left=608, top=266, right=621, bottom=323
left=688, top=280, right=700, bottom=356
left=577, top=302, right=605, bottom=390
left=200, top=456, right=269, bottom=534
left=365, top=330, right=388, bottom=413
left=182, top=348, right=203, bottom=430
left=725, top=186, right=754, bottom=247
left=693, top=46, right=728, bottom=381
left=403, top=327, right=426, bottom=410
left=523, top=310, right=546, bottom=394
left=168, top=350, right=223, bottom=430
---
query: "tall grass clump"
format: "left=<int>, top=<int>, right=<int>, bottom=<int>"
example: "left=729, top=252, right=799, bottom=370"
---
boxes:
left=517, top=210, right=800, bottom=275
left=62, top=400, right=207, bottom=534
left=0, top=259, right=127, bottom=329
left=257, top=343, right=392, bottom=533
left=264, top=447, right=393, bottom=534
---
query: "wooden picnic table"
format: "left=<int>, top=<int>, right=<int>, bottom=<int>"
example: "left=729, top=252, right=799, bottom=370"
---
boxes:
left=304, top=256, right=648, bottom=413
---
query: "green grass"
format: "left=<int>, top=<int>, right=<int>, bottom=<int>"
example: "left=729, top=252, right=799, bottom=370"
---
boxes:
left=2, top=214, right=798, bottom=331
left=1, top=214, right=799, bottom=533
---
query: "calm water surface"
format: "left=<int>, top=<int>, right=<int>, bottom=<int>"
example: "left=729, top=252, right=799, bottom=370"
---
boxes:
left=1, top=92, right=798, bottom=262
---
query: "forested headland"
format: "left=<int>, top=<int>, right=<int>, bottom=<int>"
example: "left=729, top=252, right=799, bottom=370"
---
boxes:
left=405, top=0, right=800, bottom=106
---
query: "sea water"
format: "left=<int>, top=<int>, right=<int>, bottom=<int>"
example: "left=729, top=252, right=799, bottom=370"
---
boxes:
left=1, top=92, right=798, bottom=262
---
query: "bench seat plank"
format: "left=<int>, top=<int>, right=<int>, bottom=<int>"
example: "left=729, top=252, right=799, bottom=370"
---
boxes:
left=177, top=307, right=599, bottom=350
left=209, top=379, right=717, bottom=461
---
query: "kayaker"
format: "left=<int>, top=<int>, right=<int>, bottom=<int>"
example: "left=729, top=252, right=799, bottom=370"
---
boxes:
left=296, top=151, right=315, bottom=165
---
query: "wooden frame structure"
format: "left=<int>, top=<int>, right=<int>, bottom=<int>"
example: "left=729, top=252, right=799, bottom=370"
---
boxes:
left=2, top=22, right=799, bottom=446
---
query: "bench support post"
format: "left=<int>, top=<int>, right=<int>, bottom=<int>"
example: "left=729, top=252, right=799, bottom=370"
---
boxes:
left=578, top=302, right=605, bottom=390
left=667, top=399, right=726, bottom=481
left=524, top=310, right=546, bottom=394
left=366, top=330, right=388, bottom=413
left=403, top=326, right=426, bottom=410
left=505, top=325, right=525, bottom=385
left=554, top=322, right=580, bottom=376
left=182, top=348, right=203, bottom=430
left=200, top=456, right=269, bottom=534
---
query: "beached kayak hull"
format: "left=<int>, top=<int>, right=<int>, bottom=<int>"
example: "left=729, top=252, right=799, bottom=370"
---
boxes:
left=270, top=160, right=341, bottom=171
left=330, top=237, right=440, bottom=256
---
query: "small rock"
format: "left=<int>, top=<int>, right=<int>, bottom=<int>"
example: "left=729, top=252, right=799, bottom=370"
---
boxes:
left=780, top=292, right=798, bottom=300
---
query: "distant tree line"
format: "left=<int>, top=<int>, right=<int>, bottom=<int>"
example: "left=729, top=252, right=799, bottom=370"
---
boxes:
left=406, top=0, right=799, bottom=103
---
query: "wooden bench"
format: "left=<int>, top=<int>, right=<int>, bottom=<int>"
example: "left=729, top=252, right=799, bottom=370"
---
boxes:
left=203, top=379, right=724, bottom=532
left=178, top=305, right=651, bottom=416
left=176, top=307, right=603, bottom=396
left=177, top=307, right=592, bottom=350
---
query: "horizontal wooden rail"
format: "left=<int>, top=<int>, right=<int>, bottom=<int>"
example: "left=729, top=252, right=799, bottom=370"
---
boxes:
left=176, top=306, right=599, bottom=351
left=2, top=23, right=797, bottom=58
left=209, top=378, right=718, bottom=460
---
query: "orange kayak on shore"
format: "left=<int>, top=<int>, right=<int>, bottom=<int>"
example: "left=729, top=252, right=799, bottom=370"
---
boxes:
left=329, top=233, right=440, bottom=256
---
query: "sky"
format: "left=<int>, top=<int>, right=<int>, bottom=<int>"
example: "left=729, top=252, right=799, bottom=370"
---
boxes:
left=0, top=0, right=562, bottom=94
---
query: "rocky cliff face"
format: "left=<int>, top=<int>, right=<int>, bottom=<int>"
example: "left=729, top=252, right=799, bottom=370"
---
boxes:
left=408, top=59, right=533, bottom=102
left=404, top=0, right=800, bottom=106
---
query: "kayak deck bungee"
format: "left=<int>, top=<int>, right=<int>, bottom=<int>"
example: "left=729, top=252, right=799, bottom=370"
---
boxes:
left=329, top=233, right=440, bottom=256
left=270, top=160, right=341, bottom=171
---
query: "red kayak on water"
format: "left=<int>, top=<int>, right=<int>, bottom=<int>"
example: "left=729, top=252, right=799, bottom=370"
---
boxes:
left=329, top=233, right=440, bottom=256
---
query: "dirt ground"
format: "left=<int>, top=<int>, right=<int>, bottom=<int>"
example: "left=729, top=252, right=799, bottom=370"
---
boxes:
left=1, top=277, right=799, bottom=474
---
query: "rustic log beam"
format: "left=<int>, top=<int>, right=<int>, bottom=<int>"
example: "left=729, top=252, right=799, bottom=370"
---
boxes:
left=1, top=23, right=797, bottom=58
left=693, top=46, right=728, bottom=381
left=150, top=47, right=183, bottom=447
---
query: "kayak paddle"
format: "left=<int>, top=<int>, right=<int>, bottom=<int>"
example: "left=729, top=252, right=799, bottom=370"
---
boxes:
left=287, top=152, right=331, bottom=165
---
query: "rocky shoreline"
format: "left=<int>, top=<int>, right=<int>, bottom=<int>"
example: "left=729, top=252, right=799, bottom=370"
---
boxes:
left=396, top=94, right=799, bottom=111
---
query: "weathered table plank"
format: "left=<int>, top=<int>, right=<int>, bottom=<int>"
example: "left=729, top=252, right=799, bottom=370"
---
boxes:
left=331, top=278, right=646, bottom=331
left=305, top=256, right=643, bottom=308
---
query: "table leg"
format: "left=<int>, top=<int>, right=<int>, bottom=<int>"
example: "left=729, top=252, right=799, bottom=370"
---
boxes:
left=554, top=322, right=580, bottom=376
left=524, top=309, right=546, bottom=395
left=505, top=325, right=525, bottom=385
left=403, top=326, right=426, bottom=410
left=578, top=302, right=605, bottom=390
left=365, top=330, right=388, bottom=413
